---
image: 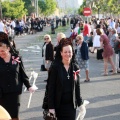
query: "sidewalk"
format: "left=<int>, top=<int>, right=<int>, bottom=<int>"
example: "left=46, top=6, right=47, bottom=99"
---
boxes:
left=14, top=26, right=120, bottom=120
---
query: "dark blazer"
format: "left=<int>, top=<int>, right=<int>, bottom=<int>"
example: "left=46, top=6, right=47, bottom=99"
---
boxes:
left=42, top=42, right=54, bottom=61
left=80, top=41, right=89, bottom=60
left=0, top=55, right=31, bottom=95
left=48, top=61, right=83, bottom=109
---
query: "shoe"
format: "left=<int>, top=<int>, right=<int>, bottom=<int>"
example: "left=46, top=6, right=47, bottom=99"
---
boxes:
left=44, top=80, right=47, bottom=82
left=110, top=72, right=117, bottom=75
left=89, top=50, right=94, bottom=53
left=84, top=79, right=90, bottom=82
left=117, top=70, right=120, bottom=73
left=109, top=70, right=113, bottom=72
left=101, top=73, right=108, bottom=76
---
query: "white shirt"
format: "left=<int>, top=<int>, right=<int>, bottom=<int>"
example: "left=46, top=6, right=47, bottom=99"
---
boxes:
left=117, top=27, right=120, bottom=33
left=0, top=21, right=4, bottom=32
left=74, top=26, right=79, bottom=34
left=10, top=21, right=16, bottom=28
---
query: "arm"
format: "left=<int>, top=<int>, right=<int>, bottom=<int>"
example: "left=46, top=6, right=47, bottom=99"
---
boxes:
left=76, top=70, right=83, bottom=107
left=19, top=58, right=31, bottom=89
left=48, top=65, right=57, bottom=109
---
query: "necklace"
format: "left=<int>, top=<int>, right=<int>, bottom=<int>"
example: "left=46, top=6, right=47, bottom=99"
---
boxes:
left=67, top=68, right=70, bottom=79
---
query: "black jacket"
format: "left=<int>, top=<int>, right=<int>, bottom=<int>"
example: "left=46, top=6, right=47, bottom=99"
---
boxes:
left=0, top=55, right=31, bottom=94
left=42, top=42, right=54, bottom=61
left=48, top=61, right=83, bottom=109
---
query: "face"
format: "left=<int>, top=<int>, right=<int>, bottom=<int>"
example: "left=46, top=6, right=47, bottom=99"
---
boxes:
left=44, top=37, right=50, bottom=43
left=76, top=37, right=83, bottom=44
left=57, top=34, right=61, bottom=43
left=0, top=45, right=10, bottom=59
left=61, top=45, right=73, bottom=62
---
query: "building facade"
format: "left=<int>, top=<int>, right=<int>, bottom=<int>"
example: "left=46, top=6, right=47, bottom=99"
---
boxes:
left=56, top=0, right=81, bottom=10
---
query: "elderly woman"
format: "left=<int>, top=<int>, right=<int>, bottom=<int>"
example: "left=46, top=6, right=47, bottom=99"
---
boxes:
left=96, top=28, right=116, bottom=75
left=54, top=32, right=66, bottom=61
left=75, top=35, right=90, bottom=82
left=42, top=34, right=54, bottom=71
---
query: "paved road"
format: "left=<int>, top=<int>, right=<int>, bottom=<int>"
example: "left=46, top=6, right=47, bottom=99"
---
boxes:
left=14, top=26, right=120, bottom=120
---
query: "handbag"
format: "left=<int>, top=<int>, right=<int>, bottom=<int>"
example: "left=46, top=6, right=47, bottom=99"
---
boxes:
left=44, top=112, right=57, bottom=120
left=114, top=41, right=120, bottom=53
left=41, top=64, right=47, bottom=71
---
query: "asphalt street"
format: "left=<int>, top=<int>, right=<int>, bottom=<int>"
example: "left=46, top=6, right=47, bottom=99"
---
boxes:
left=14, top=26, right=120, bottom=120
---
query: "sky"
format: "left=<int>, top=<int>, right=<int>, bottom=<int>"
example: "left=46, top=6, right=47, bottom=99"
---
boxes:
left=78, top=0, right=83, bottom=6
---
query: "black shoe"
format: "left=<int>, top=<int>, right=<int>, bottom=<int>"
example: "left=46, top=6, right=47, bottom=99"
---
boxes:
left=109, top=70, right=113, bottom=72
left=89, top=50, right=94, bottom=53
left=44, top=80, right=47, bottom=82
left=84, top=79, right=90, bottom=82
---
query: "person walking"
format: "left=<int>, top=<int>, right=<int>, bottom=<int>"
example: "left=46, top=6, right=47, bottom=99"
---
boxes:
left=96, top=28, right=116, bottom=75
left=48, top=38, right=83, bottom=120
left=42, top=34, right=54, bottom=82
left=75, top=35, right=90, bottom=82
left=0, top=32, right=35, bottom=120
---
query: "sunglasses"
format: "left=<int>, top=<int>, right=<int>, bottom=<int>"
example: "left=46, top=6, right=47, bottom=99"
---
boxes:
left=44, top=38, right=49, bottom=40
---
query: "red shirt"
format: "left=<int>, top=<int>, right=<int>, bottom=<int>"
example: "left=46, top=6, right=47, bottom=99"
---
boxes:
left=83, top=24, right=90, bottom=36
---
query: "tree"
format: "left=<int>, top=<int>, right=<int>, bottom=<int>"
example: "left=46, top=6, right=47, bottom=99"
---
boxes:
left=91, top=0, right=120, bottom=17
left=22, top=0, right=35, bottom=15
left=2, top=0, right=27, bottom=18
left=38, top=0, right=57, bottom=16
left=78, top=0, right=86, bottom=15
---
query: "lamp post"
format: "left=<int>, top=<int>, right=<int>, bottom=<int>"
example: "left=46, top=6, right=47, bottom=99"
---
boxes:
left=36, top=0, right=38, bottom=17
left=0, top=0, right=2, bottom=19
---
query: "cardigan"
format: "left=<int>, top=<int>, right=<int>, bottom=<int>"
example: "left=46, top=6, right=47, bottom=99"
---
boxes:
left=42, top=42, right=54, bottom=61
left=80, top=41, right=89, bottom=60
left=0, top=55, right=31, bottom=95
left=48, top=61, right=83, bottom=109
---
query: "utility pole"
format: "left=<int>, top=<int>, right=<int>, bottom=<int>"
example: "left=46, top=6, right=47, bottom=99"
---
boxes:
left=0, top=0, right=2, bottom=19
left=36, top=0, right=38, bottom=17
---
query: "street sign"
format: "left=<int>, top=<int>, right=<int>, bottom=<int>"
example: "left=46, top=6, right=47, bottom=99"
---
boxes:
left=83, top=7, right=92, bottom=16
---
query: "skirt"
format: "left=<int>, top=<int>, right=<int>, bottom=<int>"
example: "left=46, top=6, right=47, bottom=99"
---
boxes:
left=56, top=103, right=76, bottom=120
left=0, top=93, right=21, bottom=118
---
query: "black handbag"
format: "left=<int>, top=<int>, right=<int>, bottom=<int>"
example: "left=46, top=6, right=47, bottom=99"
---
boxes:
left=43, top=111, right=57, bottom=120
left=41, top=64, right=47, bottom=71
left=114, top=41, right=120, bottom=54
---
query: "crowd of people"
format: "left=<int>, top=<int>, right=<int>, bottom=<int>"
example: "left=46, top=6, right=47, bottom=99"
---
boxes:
left=70, top=16, right=120, bottom=75
left=0, top=15, right=120, bottom=120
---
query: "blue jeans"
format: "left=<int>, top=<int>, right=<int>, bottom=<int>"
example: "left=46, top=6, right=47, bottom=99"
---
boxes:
left=84, top=36, right=88, bottom=41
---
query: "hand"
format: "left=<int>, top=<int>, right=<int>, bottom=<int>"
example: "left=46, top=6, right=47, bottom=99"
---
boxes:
left=28, top=86, right=37, bottom=93
left=79, top=104, right=86, bottom=112
left=49, top=109, right=55, bottom=115
left=46, top=60, right=49, bottom=64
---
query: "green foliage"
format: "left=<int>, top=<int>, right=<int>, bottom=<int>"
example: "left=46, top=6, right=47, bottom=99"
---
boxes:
left=2, top=0, right=27, bottom=18
left=22, top=0, right=31, bottom=9
left=27, top=6, right=36, bottom=16
left=90, top=0, right=120, bottom=15
left=38, top=0, right=57, bottom=16
left=22, top=0, right=35, bottom=15
left=78, top=0, right=86, bottom=15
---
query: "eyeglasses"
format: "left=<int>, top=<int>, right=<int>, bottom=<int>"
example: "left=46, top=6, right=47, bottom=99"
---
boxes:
left=44, top=38, right=49, bottom=40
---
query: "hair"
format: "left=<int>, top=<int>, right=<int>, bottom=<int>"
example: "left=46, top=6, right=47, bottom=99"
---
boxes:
left=76, top=35, right=84, bottom=41
left=112, top=28, right=117, bottom=34
left=57, top=32, right=66, bottom=40
left=90, top=31, right=93, bottom=35
left=96, top=28, right=103, bottom=35
left=9, top=36, right=16, bottom=48
left=55, top=37, right=75, bottom=62
left=44, top=34, right=51, bottom=42
left=0, top=32, right=18, bottom=56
